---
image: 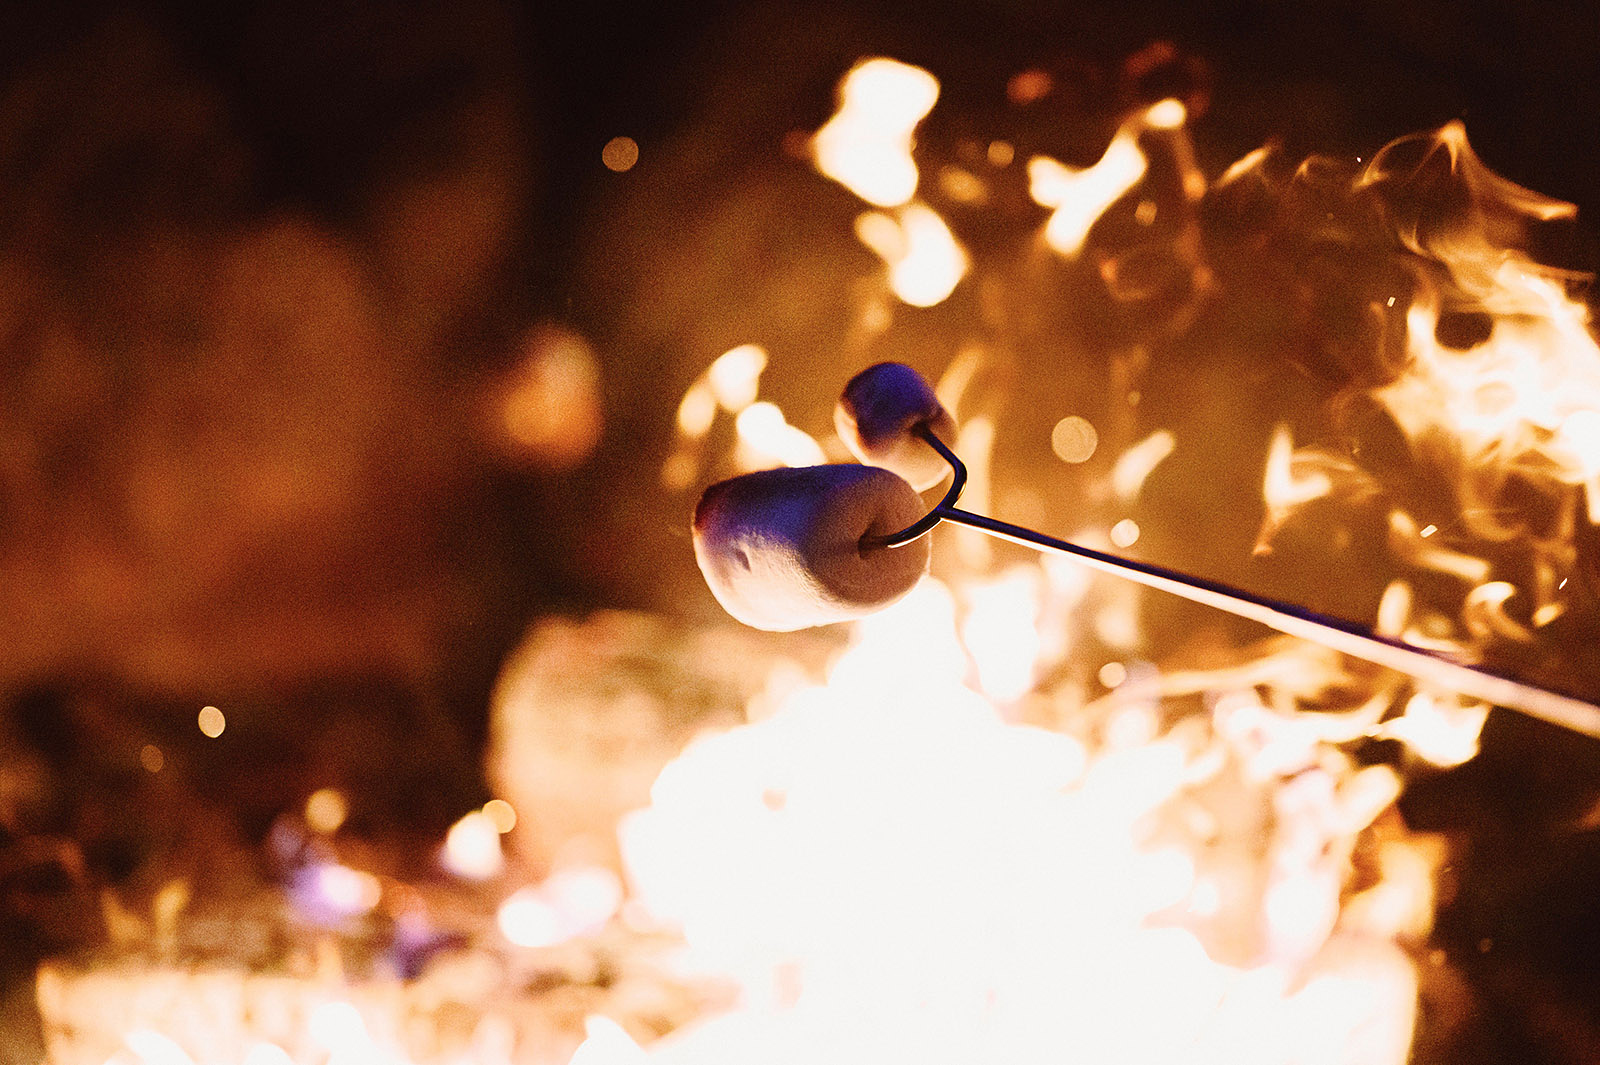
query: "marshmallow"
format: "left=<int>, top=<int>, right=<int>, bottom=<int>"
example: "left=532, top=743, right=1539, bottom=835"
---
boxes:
left=692, top=464, right=931, bottom=631
left=834, top=362, right=959, bottom=491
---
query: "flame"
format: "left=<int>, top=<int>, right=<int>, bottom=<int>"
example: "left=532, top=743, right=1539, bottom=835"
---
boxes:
left=959, top=565, right=1044, bottom=702
left=1029, top=100, right=1188, bottom=256
left=706, top=344, right=768, bottom=413
left=1375, top=691, right=1489, bottom=768
left=1380, top=277, right=1600, bottom=535
left=733, top=402, right=826, bottom=470
left=812, top=58, right=939, bottom=207
left=854, top=203, right=969, bottom=307
left=1110, top=428, right=1176, bottom=500
left=617, top=567, right=1430, bottom=1064
left=570, top=1017, right=648, bottom=1065
left=810, top=58, right=967, bottom=306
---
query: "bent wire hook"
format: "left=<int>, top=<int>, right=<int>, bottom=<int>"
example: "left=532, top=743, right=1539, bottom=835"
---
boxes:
left=867, top=424, right=1600, bottom=740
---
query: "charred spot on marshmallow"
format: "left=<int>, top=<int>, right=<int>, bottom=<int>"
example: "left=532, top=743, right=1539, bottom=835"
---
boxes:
left=692, top=464, right=931, bottom=631
left=834, top=362, right=958, bottom=492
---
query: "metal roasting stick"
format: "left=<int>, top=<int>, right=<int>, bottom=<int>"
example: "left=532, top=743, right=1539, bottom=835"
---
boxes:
left=869, top=426, right=1600, bottom=741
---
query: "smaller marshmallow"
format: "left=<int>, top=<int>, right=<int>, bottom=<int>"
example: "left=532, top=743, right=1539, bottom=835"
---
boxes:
left=834, top=362, right=958, bottom=491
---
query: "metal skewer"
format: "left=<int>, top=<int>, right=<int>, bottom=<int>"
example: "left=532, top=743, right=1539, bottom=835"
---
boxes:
left=868, top=425, right=1600, bottom=741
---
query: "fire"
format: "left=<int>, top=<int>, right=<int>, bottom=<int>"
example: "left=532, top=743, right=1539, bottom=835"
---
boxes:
left=664, top=343, right=826, bottom=489
left=811, top=57, right=969, bottom=307
left=853, top=203, right=968, bottom=308
left=1028, top=100, right=1187, bottom=256
left=812, top=58, right=939, bottom=208
left=54, top=48, right=1600, bottom=1065
left=596, top=571, right=1431, bottom=1064
left=1265, top=122, right=1600, bottom=637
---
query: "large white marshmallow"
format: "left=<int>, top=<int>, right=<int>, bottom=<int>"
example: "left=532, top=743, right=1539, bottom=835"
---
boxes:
left=834, top=361, right=959, bottom=492
left=692, top=464, right=931, bottom=631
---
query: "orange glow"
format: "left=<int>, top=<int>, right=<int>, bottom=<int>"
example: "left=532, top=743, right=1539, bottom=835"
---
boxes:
left=304, top=788, right=349, bottom=834
left=602, top=136, right=640, bottom=172
left=497, top=326, right=604, bottom=470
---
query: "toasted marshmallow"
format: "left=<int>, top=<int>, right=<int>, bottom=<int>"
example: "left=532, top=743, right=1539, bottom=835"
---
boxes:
left=692, top=464, right=931, bottom=631
left=834, top=362, right=958, bottom=491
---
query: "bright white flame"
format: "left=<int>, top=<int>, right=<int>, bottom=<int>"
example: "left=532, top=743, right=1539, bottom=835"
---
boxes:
left=545, top=866, right=625, bottom=934
left=734, top=402, right=827, bottom=470
left=497, top=887, right=562, bottom=948
left=854, top=203, right=969, bottom=307
left=621, top=570, right=1422, bottom=1065
left=1376, top=691, right=1490, bottom=767
left=570, top=1016, right=649, bottom=1065
left=959, top=566, right=1042, bottom=702
left=499, top=867, right=625, bottom=948
left=308, top=1001, right=371, bottom=1056
left=813, top=58, right=940, bottom=207
left=241, top=1043, right=296, bottom=1065
left=443, top=811, right=505, bottom=880
left=122, top=1030, right=196, bottom=1065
